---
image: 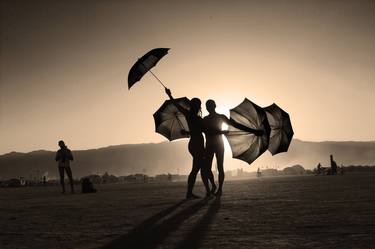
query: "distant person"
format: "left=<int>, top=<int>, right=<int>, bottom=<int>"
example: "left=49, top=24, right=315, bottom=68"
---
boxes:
left=203, top=99, right=263, bottom=196
left=55, top=140, right=75, bottom=193
left=81, top=177, right=96, bottom=193
left=165, top=88, right=211, bottom=199
left=317, top=163, right=322, bottom=175
left=330, top=155, right=337, bottom=175
left=257, top=167, right=262, bottom=177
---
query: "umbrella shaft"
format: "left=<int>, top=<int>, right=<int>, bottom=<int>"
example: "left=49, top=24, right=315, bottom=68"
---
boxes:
left=149, top=69, right=167, bottom=89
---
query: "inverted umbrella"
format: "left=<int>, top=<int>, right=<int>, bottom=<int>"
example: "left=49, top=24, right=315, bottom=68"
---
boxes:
left=264, top=103, right=294, bottom=155
left=225, top=98, right=271, bottom=165
left=128, top=48, right=170, bottom=89
left=153, top=97, right=190, bottom=141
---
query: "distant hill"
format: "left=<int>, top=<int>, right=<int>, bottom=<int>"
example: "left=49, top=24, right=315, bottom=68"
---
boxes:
left=0, top=139, right=374, bottom=179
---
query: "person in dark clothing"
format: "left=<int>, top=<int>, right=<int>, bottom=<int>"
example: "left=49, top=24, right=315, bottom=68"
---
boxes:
left=203, top=99, right=263, bottom=196
left=330, top=154, right=337, bottom=175
left=81, top=177, right=96, bottom=193
left=165, top=88, right=212, bottom=199
left=317, top=163, right=322, bottom=175
left=55, top=140, right=75, bottom=193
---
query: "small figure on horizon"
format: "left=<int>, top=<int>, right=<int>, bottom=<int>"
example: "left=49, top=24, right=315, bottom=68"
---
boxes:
left=317, top=163, right=322, bottom=175
left=257, top=167, right=262, bottom=177
left=55, top=140, right=75, bottom=194
left=81, top=177, right=96, bottom=193
left=330, top=154, right=338, bottom=175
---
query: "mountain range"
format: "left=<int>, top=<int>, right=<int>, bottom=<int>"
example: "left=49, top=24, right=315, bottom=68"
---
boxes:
left=0, top=139, right=374, bottom=179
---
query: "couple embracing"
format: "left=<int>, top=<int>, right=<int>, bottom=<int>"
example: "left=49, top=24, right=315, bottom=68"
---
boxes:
left=165, top=88, right=263, bottom=199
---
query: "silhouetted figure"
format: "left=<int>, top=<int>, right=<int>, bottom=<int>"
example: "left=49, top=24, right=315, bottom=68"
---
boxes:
left=257, top=167, right=262, bottom=177
left=165, top=88, right=211, bottom=199
left=55, top=140, right=74, bottom=193
left=317, top=163, right=322, bottom=175
left=330, top=154, right=337, bottom=175
left=81, top=177, right=96, bottom=193
left=203, top=100, right=263, bottom=196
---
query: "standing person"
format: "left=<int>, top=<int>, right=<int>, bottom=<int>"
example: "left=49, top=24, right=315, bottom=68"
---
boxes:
left=55, top=140, right=75, bottom=193
left=317, top=163, right=322, bottom=175
left=165, top=88, right=212, bottom=199
left=330, top=154, right=337, bottom=175
left=203, top=99, right=263, bottom=196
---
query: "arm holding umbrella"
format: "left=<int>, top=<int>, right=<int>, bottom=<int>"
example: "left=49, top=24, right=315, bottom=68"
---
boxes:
left=219, top=115, right=264, bottom=136
left=164, top=88, right=189, bottom=117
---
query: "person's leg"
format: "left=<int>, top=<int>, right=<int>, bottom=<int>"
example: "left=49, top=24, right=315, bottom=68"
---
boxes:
left=65, top=167, right=74, bottom=193
left=186, top=156, right=201, bottom=198
left=216, top=147, right=225, bottom=196
left=59, top=167, right=65, bottom=193
left=205, top=150, right=217, bottom=194
left=208, top=168, right=216, bottom=194
left=200, top=157, right=210, bottom=195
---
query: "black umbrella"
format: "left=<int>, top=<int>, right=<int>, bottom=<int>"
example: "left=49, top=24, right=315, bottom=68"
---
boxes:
left=225, top=98, right=271, bottom=165
left=264, top=103, right=294, bottom=155
left=153, top=97, right=190, bottom=141
left=128, top=48, right=170, bottom=89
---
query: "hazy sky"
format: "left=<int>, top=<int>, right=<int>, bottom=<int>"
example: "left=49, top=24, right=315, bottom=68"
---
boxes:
left=1, top=0, right=375, bottom=154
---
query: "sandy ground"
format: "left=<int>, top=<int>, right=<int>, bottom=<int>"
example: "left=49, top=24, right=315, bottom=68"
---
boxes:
left=1, top=174, right=375, bottom=249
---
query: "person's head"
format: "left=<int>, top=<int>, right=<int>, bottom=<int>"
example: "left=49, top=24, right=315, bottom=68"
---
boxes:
left=330, top=154, right=333, bottom=161
left=190, top=98, right=202, bottom=116
left=58, top=140, right=66, bottom=149
left=206, top=99, right=216, bottom=114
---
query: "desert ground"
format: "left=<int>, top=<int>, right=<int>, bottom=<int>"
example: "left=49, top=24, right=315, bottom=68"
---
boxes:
left=1, top=174, right=375, bottom=249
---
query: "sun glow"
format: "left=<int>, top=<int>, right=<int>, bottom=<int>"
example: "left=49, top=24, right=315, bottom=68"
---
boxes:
left=222, top=123, right=232, bottom=152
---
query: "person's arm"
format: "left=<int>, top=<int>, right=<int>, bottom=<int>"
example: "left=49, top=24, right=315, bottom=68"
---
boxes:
left=55, top=151, right=60, bottom=161
left=68, top=150, right=74, bottom=161
left=165, top=88, right=189, bottom=116
left=221, top=115, right=264, bottom=136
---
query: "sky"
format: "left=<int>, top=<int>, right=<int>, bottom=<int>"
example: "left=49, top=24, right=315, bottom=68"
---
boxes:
left=1, top=0, right=375, bottom=154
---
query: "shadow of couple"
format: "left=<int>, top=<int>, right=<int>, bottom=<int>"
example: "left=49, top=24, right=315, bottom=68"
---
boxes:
left=101, top=197, right=221, bottom=249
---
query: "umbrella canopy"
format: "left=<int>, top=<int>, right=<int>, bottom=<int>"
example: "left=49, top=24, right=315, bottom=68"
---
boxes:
left=264, top=103, right=294, bottom=155
left=225, top=98, right=271, bottom=165
left=128, top=48, right=170, bottom=89
left=153, top=97, right=190, bottom=141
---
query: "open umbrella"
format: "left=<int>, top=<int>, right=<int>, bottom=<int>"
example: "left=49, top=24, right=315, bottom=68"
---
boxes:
left=264, top=103, right=294, bottom=155
left=225, top=98, right=271, bottom=165
left=153, top=97, right=190, bottom=141
left=128, top=48, right=170, bottom=89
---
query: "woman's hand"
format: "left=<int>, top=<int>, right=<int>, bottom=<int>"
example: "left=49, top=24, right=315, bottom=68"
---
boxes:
left=165, top=88, right=172, bottom=97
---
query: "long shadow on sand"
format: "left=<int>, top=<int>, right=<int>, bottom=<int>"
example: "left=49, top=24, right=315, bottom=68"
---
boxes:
left=174, top=197, right=221, bottom=249
left=101, top=198, right=210, bottom=249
